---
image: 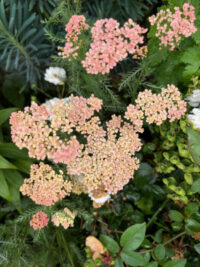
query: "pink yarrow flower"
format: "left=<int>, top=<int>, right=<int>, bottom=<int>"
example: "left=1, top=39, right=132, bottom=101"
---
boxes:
left=149, top=3, right=197, bottom=50
left=30, top=211, right=49, bottom=230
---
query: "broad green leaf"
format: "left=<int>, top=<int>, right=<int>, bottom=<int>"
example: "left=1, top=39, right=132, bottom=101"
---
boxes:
left=0, top=155, right=17, bottom=169
left=8, top=184, right=20, bottom=203
left=145, top=262, right=158, bottom=267
left=0, top=169, right=11, bottom=201
left=0, top=143, right=29, bottom=160
left=141, top=239, right=152, bottom=249
left=187, top=127, right=200, bottom=165
left=143, top=252, right=151, bottom=264
left=12, top=159, right=32, bottom=174
left=120, top=223, right=146, bottom=250
left=3, top=169, right=23, bottom=188
left=185, top=218, right=200, bottom=232
left=154, top=244, right=165, bottom=260
left=115, top=258, right=124, bottom=267
left=184, top=203, right=199, bottom=216
left=0, top=108, right=18, bottom=125
left=194, top=243, right=200, bottom=254
left=163, top=259, right=186, bottom=267
left=100, top=235, right=119, bottom=254
left=191, top=179, right=200, bottom=193
left=2, top=170, right=23, bottom=203
left=121, top=250, right=145, bottom=266
left=171, top=222, right=183, bottom=232
left=169, top=210, right=184, bottom=222
left=155, top=229, right=163, bottom=243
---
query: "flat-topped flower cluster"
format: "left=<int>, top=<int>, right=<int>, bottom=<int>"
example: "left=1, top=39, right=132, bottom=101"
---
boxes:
left=60, top=16, right=147, bottom=74
left=10, top=86, right=186, bottom=230
left=58, top=3, right=197, bottom=75
left=149, top=3, right=196, bottom=50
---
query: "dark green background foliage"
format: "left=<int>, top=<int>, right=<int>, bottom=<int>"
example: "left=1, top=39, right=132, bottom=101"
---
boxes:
left=0, top=0, right=200, bottom=266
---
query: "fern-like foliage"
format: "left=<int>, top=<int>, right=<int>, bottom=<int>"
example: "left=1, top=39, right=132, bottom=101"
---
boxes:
left=0, top=0, right=53, bottom=87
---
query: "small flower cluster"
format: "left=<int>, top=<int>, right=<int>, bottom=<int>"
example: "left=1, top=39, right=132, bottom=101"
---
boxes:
left=10, top=100, right=80, bottom=164
left=82, top=18, right=147, bottom=74
left=52, top=208, right=76, bottom=229
left=20, top=163, right=72, bottom=206
left=136, top=85, right=186, bottom=125
left=11, top=89, right=186, bottom=216
left=67, top=114, right=142, bottom=197
left=149, top=3, right=197, bottom=50
left=58, top=15, right=89, bottom=59
left=30, top=211, right=49, bottom=230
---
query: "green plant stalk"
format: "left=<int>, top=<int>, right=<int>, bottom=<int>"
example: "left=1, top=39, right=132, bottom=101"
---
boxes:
left=59, top=230, right=75, bottom=267
left=147, top=199, right=168, bottom=229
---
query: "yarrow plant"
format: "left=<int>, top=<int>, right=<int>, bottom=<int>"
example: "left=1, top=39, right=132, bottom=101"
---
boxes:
left=149, top=3, right=197, bottom=50
left=10, top=86, right=186, bottom=230
left=82, top=18, right=147, bottom=74
left=30, top=211, right=49, bottom=230
left=58, top=15, right=89, bottom=59
left=52, top=208, right=76, bottom=229
left=59, top=15, right=147, bottom=74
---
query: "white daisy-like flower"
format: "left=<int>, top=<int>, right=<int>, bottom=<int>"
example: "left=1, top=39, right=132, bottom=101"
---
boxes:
left=44, top=67, right=66, bottom=85
left=185, top=89, right=200, bottom=107
left=88, top=191, right=111, bottom=204
left=188, top=108, right=200, bottom=129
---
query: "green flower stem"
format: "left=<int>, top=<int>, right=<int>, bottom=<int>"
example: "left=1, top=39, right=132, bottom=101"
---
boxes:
left=147, top=199, right=168, bottom=229
left=61, top=83, right=65, bottom=98
left=139, top=231, right=187, bottom=254
left=59, top=230, right=75, bottom=267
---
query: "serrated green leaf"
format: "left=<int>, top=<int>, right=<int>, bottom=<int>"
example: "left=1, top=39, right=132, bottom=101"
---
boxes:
left=115, top=258, right=124, bottom=267
left=120, top=223, right=146, bottom=251
left=100, top=235, right=119, bottom=254
left=184, top=203, right=199, bottom=216
left=155, top=229, right=163, bottom=243
left=145, top=262, right=158, bottom=267
left=169, top=210, right=184, bottom=222
left=154, top=244, right=165, bottom=260
left=185, top=218, right=200, bottom=232
left=121, top=250, right=145, bottom=266
left=163, top=259, right=186, bottom=267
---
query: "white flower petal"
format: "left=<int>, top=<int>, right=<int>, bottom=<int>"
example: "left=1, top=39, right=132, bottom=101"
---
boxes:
left=44, top=67, right=66, bottom=85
